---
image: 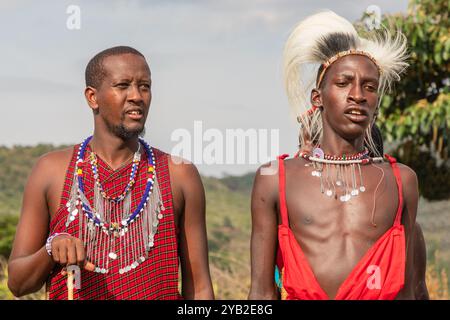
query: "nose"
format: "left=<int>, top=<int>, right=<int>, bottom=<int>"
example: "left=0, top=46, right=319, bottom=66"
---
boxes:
left=127, top=84, right=144, bottom=104
left=347, top=83, right=367, bottom=104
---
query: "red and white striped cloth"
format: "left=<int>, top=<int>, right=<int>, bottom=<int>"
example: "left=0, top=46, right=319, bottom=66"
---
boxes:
left=47, top=144, right=181, bottom=300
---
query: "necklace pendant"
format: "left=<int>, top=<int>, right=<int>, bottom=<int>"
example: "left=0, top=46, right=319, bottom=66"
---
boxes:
left=311, top=170, right=322, bottom=177
left=110, top=222, right=121, bottom=238
left=312, top=147, right=324, bottom=159
left=340, top=194, right=351, bottom=202
left=108, top=252, right=117, bottom=260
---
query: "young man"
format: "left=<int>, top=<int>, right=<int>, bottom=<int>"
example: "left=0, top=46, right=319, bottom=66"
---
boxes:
left=249, top=11, right=428, bottom=300
left=8, top=46, right=214, bottom=300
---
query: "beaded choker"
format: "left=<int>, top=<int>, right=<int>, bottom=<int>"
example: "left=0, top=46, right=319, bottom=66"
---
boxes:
left=313, top=147, right=370, bottom=161
left=65, top=136, right=165, bottom=274
left=299, top=147, right=384, bottom=202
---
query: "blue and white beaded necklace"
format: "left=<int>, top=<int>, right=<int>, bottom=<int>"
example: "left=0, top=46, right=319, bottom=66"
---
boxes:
left=65, top=136, right=165, bottom=275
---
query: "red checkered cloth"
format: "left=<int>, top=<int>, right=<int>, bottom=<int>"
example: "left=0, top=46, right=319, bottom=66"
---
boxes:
left=46, top=143, right=181, bottom=300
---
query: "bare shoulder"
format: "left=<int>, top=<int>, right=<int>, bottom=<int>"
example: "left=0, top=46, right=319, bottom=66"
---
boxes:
left=394, top=162, right=419, bottom=202
left=20, top=146, right=75, bottom=221
left=254, top=160, right=278, bottom=185
left=165, top=153, right=205, bottom=211
left=252, top=159, right=285, bottom=204
left=396, top=162, right=419, bottom=188
left=382, top=159, right=418, bottom=193
left=166, top=154, right=201, bottom=183
left=29, top=147, right=74, bottom=186
left=36, top=146, right=74, bottom=167
left=396, top=162, right=419, bottom=221
left=165, top=153, right=204, bottom=222
left=283, top=156, right=308, bottom=172
left=254, top=156, right=306, bottom=187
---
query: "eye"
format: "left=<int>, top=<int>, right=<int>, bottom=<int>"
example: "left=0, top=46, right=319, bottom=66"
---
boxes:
left=140, top=83, right=151, bottom=90
left=116, top=83, right=129, bottom=89
left=336, top=81, right=347, bottom=87
left=365, top=84, right=377, bottom=92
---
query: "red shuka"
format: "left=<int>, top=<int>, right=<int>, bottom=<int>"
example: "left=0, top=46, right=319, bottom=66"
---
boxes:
left=276, top=154, right=406, bottom=300
left=46, top=144, right=181, bottom=300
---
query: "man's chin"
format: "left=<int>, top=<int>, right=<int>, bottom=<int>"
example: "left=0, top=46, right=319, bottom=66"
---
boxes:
left=112, top=124, right=145, bottom=140
left=339, top=125, right=368, bottom=140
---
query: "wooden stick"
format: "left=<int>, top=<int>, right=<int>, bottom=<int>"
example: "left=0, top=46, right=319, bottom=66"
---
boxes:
left=67, top=271, right=74, bottom=300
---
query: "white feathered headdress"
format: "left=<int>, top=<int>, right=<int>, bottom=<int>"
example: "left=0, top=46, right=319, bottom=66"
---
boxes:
left=283, top=10, right=408, bottom=155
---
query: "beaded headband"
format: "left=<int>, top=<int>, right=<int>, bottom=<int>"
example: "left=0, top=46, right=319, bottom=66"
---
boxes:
left=316, top=49, right=382, bottom=88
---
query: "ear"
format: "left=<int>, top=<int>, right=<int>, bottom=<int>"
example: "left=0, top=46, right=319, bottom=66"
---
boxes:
left=310, top=88, right=322, bottom=108
left=85, top=86, right=99, bottom=113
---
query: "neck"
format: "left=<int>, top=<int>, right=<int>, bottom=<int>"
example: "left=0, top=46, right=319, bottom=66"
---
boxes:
left=320, top=130, right=365, bottom=156
left=89, top=129, right=140, bottom=170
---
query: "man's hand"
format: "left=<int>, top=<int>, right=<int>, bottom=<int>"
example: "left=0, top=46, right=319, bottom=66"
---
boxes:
left=50, top=234, right=95, bottom=271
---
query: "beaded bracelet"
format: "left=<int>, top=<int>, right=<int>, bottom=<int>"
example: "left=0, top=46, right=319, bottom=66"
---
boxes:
left=45, top=232, right=71, bottom=256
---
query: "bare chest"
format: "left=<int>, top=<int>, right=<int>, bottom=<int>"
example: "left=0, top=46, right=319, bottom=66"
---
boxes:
left=283, top=161, right=399, bottom=236
left=280, top=160, right=403, bottom=298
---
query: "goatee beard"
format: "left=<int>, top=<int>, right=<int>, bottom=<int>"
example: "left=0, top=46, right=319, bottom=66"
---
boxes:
left=110, top=124, right=146, bottom=140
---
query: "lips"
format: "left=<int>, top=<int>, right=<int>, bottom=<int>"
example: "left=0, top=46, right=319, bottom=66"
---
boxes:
left=125, top=108, right=144, bottom=121
left=344, top=105, right=369, bottom=123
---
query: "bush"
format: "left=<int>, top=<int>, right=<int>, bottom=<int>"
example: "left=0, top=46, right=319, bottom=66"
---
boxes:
left=0, top=214, right=18, bottom=258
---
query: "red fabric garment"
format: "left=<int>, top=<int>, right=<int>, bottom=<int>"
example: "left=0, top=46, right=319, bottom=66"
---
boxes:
left=276, top=154, right=405, bottom=300
left=47, top=144, right=181, bottom=300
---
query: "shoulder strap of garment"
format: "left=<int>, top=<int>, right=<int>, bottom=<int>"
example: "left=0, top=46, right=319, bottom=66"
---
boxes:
left=278, top=154, right=290, bottom=227
left=385, top=154, right=404, bottom=226
left=152, top=147, right=180, bottom=235
left=49, top=144, right=80, bottom=232
left=57, top=144, right=79, bottom=208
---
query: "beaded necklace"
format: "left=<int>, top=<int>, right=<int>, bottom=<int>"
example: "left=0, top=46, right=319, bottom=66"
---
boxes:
left=313, top=146, right=370, bottom=161
left=89, top=142, right=141, bottom=202
left=299, top=147, right=384, bottom=202
left=76, top=135, right=157, bottom=231
left=65, top=136, right=165, bottom=274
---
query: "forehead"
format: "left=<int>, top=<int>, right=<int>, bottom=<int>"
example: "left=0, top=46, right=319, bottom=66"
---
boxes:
left=102, top=53, right=151, bottom=79
left=326, top=54, right=379, bottom=80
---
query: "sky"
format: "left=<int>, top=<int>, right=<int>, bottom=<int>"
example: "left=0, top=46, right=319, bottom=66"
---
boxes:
left=0, top=0, right=409, bottom=176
